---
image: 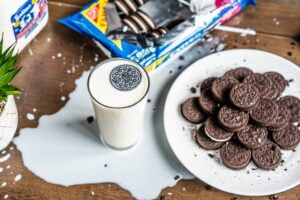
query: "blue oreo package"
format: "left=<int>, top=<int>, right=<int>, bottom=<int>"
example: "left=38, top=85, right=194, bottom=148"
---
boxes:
left=59, top=0, right=256, bottom=72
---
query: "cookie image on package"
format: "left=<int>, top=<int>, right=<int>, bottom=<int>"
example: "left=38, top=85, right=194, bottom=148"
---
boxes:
left=252, top=142, right=281, bottom=170
left=220, top=142, right=251, bottom=170
left=181, top=97, right=206, bottom=124
left=224, top=67, right=253, bottom=82
left=196, top=125, right=224, bottom=150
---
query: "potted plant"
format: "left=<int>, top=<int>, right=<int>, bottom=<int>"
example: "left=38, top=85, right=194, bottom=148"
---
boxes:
left=0, top=37, right=22, bottom=151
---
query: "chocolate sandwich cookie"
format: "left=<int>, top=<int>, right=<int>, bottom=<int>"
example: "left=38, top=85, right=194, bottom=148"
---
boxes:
left=264, top=71, right=287, bottom=94
left=199, top=88, right=219, bottom=114
left=134, top=0, right=144, bottom=6
left=218, top=105, right=249, bottom=132
left=115, top=0, right=130, bottom=15
left=196, top=125, right=224, bottom=150
left=157, top=27, right=168, bottom=35
left=150, top=31, right=160, bottom=38
left=200, top=77, right=217, bottom=92
left=243, top=73, right=272, bottom=99
left=136, top=10, right=156, bottom=30
left=277, top=96, right=300, bottom=123
left=252, top=142, right=281, bottom=170
left=229, top=83, right=260, bottom=111
left=250, top=99, right=278, bottom=127
left=131, top=14, right=149, bottom=33
left=204, top=116, right=234, bottom=142
left=123, top=17, right=140, bottom=34
left=123, top=0, right=138, bottom=12
left=237, top=124, right=268, bottom=149
left=211, top=76, right=239, bottom=102
left=267, top=104, right=290, bottom=131
left=272, top=124, right=300, bottom=150
left=220, top=142, right=251, bottom=170
left=224, top=67, right=253, bottom=82
left=263, top=80, right=281, bottom=100
left=181, top=98, right=206, bottom=124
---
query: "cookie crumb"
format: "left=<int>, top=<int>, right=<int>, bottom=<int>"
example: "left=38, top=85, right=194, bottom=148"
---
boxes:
left=169, top=70, right=173, bottom=74
left=179, top=55, right=185, bottom=60
left=178, top=66, right=183, bottom=70
left=104, top=164, right=108, bottom=167
left=269, top=194, right=279, bottom=200
left=205, top=184, right=212, bottom=190
left=190, top=87, right=197, bottom=94
left=147, top=99, right=151, bottom=103
left=86, top=116, right=94, bottom=124
left=174, top=175, right=180, bottom=180
left=208, top=153, right=215, bottom=158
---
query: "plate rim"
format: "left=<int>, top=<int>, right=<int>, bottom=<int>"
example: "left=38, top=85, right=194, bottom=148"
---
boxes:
left=163, top=49, right=300, bottom=196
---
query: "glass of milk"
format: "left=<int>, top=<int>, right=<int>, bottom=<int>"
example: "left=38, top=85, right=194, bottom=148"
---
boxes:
left=87, top=58, right=150, bottom=150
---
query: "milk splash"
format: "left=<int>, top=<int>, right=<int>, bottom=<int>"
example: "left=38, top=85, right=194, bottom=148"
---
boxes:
left=14, top=39, right=221, bottom=199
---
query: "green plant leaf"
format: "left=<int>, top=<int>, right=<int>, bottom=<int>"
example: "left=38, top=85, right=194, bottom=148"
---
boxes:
left=0, top=68, right=21, bottom=87
left=0, top=90, right=8, bottom=101
left=0, top=34, right=3, bottom=55
left=0, top=84, right=22, bottom=96
left=0, top=43, right=16, bottom=64
left=0, top=55, right=17, bottom=76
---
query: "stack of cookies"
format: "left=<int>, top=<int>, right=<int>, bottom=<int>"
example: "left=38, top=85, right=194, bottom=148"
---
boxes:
left=181, top=67, right=300, bottom=170
left=115, top=0, right=169, bottom=38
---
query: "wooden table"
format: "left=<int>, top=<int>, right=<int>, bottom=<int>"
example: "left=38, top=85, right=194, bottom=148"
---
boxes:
left=1, top=0, right=300, bottom=199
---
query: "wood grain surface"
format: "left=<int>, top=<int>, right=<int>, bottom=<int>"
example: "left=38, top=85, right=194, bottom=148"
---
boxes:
left=1, top=0, right=300, bottom=200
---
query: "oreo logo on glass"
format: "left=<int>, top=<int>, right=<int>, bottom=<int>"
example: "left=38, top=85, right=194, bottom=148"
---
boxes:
left=110, top=64, right=142, bottom=91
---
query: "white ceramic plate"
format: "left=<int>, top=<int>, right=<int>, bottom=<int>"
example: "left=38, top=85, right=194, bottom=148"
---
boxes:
left=164, top=49, right=300, bottom=196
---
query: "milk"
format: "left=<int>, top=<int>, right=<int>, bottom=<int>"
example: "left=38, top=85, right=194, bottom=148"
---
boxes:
left=0, top=0, right=48, bottom=52
left=88, top=58, right=150, bottom=150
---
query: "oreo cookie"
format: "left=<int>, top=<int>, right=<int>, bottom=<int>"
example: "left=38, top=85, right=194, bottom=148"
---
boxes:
left=115, top=0, right=130, bottom=15
left=224, top=67, right=253, bottom=82
left=263, top=80, right=281, bottom=100
left=211, top=76, right=239, bottom=102
left=264, top=71, right=287, bottom=94
left=196, top=125, right=224, bottom=150
left=150, top=31, right=160, bottom=38
left=243, top=73, right=272, bottom=99
left=250, top=99, right=278, bottom=127
left=157, top=27, right=168, bottom=35
left=229, top=83, right=260, bottom=111
left=131, top=14, right=150, bottom=33
left=204, top=116, right=234, bottom=142
left=267, top=104, right=290, bottom=131
left=123, top=17, right=140, bottom=34
left=181, top=98, right=206, bottom=124
left=218, top=105, right=249, bottom=132
left=237, top=124, right=268, bottom=149
left=272, top=124, right=300, bottom=150
left=136, top=10, right=156, bottom=30
left=220, top=142, right=251, bottom=170
left=252, top=142, right=281, bottom=170
left=278, top=96, right=300, bottom=123
left=199, top=89, right=219, bottom=114
left=123, top=0, right=138, bottom=12
left=200, top=77, right=217, bottom=92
